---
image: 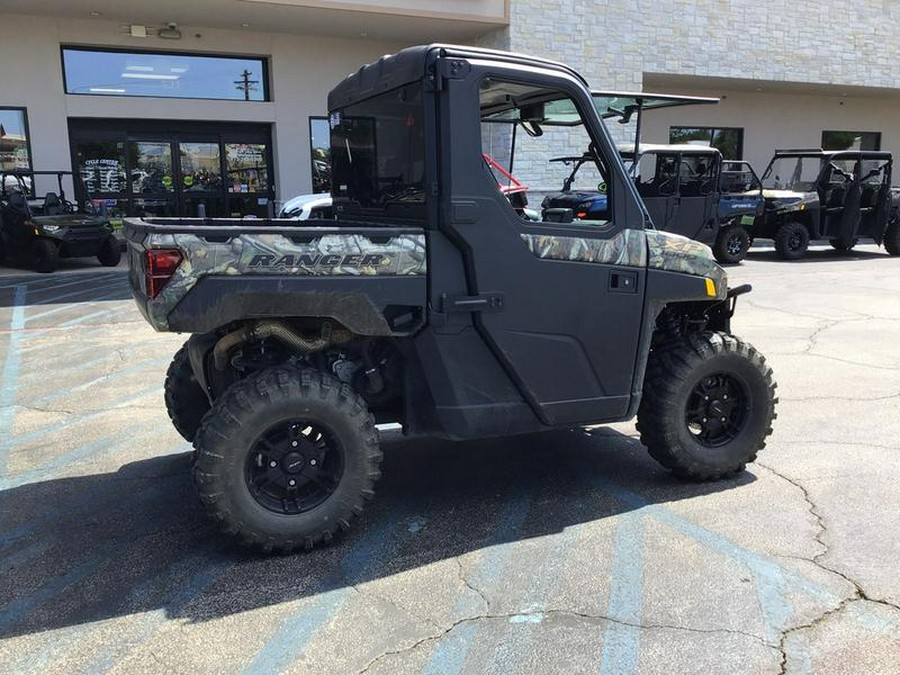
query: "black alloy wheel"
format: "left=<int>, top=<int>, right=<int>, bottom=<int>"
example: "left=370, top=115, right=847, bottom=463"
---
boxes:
left=685, top=373, right=749, bottom=447
left=245, top=420, right=345, bottom=515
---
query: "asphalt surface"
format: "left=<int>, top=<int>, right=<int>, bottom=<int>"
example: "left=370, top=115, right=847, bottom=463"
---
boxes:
left=0, top=242, right=898, bottom=674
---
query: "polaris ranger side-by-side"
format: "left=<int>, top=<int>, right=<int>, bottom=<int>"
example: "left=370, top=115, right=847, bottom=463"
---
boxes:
left=755, top=149, right=900, bottom=259
left=543, top=144, right=763, bottom=263
left=126, top=45, right=777, bottom=553
left=0, top=171, right=120, bottom=272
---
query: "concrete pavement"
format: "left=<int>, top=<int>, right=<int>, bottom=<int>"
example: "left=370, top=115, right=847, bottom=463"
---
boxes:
left=0, top=242, right=898, bottom=674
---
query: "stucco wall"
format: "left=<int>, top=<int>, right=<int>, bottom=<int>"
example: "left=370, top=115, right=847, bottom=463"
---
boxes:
left=0, top=13, right=403, bottom=201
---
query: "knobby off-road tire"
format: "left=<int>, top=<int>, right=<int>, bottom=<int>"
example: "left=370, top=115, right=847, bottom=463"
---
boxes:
left=774, top=221, right=809, bottom=260
left=164, top=343, right=211, bottom=443
left=884, top=219, right=900, bottom=256
left=192, top=366, right=382, bottom=553
left=637, top=331, right=777, bottom=481
left=32, top=238, right=59, bottom=273
left=713, top=224, right=750, bottom=264
left=97, top=234, right=122, bottom=267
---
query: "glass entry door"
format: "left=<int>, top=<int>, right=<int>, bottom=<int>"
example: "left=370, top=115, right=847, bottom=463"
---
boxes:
left=70, top=119, right=274, bottom=219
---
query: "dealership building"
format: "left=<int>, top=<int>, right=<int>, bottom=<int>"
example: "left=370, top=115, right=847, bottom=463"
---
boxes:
left=1, top=0, right=897, bottom=218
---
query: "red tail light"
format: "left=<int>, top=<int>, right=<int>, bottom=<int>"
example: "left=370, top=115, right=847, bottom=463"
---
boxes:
left=145, top=249, right=183, bottom=299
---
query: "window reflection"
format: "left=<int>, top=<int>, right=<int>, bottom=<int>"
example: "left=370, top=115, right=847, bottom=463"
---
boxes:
left=0, top=108, right=31, bottom=171
left=225, top=143, right=269, bottom=192
left=62, top=48, right=269, bottom=101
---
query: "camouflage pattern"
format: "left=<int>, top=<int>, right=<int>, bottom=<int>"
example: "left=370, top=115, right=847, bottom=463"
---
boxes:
left=520, top=228, right=727, bottom=298
left=646, top=230, right=728, bottom=296
left=519, top=229, right=647, bottom=267
left=139, top=228, right=426, bottom=329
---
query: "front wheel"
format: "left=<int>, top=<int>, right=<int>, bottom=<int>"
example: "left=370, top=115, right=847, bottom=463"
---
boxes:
left=192, top=366, right=382, bottom=553
left=32, top=238, right=59, bottom=273
left=637, top=331, right=777, bottom=480
left=713, top=224, right=750, bottom=264
left=97, top=234, right=122, bottom=267
left=774, top=221, right=809, bottom=260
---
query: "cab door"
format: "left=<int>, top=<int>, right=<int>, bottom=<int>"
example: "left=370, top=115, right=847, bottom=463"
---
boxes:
left=634, top=151, right=678, bottom=232
left=436, top=65, right=649, bottom=426
left=671, top=153, right=719, bottom=243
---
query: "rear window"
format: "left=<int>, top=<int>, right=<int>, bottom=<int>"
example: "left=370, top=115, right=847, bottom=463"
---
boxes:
left=329, top=83, right=426, bottom=222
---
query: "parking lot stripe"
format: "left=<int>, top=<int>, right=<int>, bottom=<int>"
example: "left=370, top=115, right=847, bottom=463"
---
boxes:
left=419, top=490, right=531, bottom=675
left=243, top=508, right=412, bottom=675
left=0, top=284, right=27, bottom=477
left=598, top=513, right=645, bottom=675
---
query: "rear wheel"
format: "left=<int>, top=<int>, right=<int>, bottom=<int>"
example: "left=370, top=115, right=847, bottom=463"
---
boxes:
left=774, top=221, right=809, bottom=260
left=193, top=366, right=382, bottom=553
left=637, top=331, right=777, bottom=480
left=885, top=219, right=900, bottom=256
left=164, top=343, right=211, bottom=442
left=713, top=224, right=750, bottom=264
left=32, top=238, right=59, bottom=273
left=97, top=234, right=122, bottom=267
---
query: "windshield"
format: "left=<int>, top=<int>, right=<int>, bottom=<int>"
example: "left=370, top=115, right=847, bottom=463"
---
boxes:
left=762, top=156, right=822, bottom=191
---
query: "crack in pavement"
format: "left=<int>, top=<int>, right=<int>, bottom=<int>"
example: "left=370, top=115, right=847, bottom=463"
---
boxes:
left=356, top=609, right=775, bottom=675
left=455, top=557, right=490, bottom=613
left=756, top=463, right=900, bottom=674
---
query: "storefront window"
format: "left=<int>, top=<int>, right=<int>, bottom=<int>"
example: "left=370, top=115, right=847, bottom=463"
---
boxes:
left=309, top=117, right=331, bottom=193
left=822, top=130, right=881, bottom=151
left=62, top=47, right=269, bottom=101
left=76, top=140, right=126, bottom=193
left=180, top=142, right=222, bottom=191
left=225, top=143, right=269, bottom=193
left=0, top=108, right=32, bottom=171
left=130, top=142, right=174, bottom=193
left=669, top=126, right=744, bottom=160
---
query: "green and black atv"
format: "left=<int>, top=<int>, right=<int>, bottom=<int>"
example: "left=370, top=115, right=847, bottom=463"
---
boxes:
left=0, top=170, right=121, bottom=273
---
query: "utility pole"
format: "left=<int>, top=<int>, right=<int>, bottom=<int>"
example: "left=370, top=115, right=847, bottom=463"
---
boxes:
left=234, top=69, right=259, bottom=101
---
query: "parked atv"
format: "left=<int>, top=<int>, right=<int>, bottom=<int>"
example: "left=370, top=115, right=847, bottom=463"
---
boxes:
left=542, top=144, right=763, bottom=264
left=127, top=44, right=777, bottom=553
left=755, top=149, right=900, bottom=259
left=0, top=171, right=120, bottom=273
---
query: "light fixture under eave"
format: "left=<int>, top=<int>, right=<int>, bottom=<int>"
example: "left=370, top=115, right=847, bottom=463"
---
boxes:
left=158, top=23, right=182, bottom=40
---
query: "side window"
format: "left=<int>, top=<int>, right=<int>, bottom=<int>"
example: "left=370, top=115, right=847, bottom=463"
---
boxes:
left=679, top=154, right=714, bottom=197
left=635, top=153, right=677, bottom=197
left=479, top=79, right=612, bottom=226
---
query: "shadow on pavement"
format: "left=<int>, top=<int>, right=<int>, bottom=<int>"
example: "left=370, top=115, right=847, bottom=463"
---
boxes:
left=0, top=427, right=755, bottom=639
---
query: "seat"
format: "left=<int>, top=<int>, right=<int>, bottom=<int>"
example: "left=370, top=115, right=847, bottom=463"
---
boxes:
left=43, top=192, right=64, bottom=215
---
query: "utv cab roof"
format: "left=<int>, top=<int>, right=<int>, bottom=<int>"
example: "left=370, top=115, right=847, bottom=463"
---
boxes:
left=772, top=148, right=892, bottom=160
left=618, top=143, right=722, bottom=156
left=327, top=43, right=587, bottom=110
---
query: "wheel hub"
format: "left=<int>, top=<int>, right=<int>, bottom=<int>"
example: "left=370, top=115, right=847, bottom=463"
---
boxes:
left=282, top=451, right=307, bottom=474
left=685, top=374, right=749, bottom=447
left=245, top=420, right=344, bottom=515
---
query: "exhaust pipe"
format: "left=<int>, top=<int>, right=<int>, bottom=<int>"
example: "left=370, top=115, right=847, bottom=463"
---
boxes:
left=213, top=320, right=352, bottom=371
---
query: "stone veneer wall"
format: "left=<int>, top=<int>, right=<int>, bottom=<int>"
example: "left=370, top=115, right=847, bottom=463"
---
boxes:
left=470, top=1, right=900, bottom=200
